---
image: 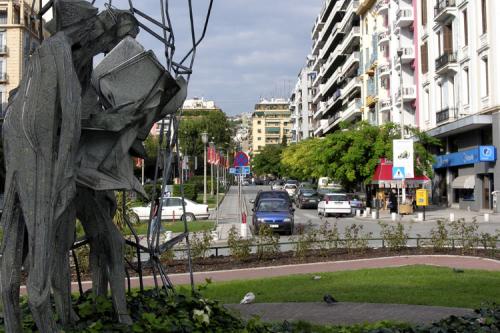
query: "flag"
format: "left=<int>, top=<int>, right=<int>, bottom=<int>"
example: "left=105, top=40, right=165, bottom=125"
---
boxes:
left=208, top=146, right=214, bottom=164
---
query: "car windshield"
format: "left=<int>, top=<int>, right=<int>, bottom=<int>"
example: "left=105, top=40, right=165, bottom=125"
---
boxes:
left=326, top=194, right=347, bottom=201
left=257, top=200, right=289, bottom=212
left=302, top=190, right=317, bottom=197
left=284, top=185, right=296, bottom=189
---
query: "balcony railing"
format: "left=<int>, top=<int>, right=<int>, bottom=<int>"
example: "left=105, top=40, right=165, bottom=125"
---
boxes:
left=435, top=51, right=457, bottom=71
left=436, top=107, right=457, bottom=124
left=378, top=31, right=390, bottom=44
left=434, top=0, right=456, bottom=17
left=396, top=9, right=413, bottom=26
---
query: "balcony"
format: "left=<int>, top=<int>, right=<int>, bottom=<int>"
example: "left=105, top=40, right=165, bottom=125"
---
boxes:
left=342, top=98, right=362, bottom=122
left=435, top=51, right=458, bottom=74
left=436, top=107, right=458, bottom=124
left=398, top=46, right=415, bottom=63
left=396, top=9, right=413, bottom=27
left=395, top=85, right=417, bottom=102
left=340, top=26, right=361, bottom=54
left=434, top=0, right=457, bottom=24
left=342, top=77, right=361, bottom=98
left=376, top=0, right=389, bottom=14
left=379, top=98, right=392, bottom=113
left=378, top=31, right=390, bottom=46
left=341, top=51, right=360, bottom=76
left=378, top=64, right=390, bottom=78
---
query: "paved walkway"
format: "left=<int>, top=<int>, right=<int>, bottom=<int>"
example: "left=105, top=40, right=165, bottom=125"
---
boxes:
left=213, top=186, right=250, bottom=241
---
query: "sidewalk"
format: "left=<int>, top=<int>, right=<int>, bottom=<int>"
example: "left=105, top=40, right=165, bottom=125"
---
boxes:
left=213, top=186, right=250, bottom=242
left=355, top=205, right=499, bottom=223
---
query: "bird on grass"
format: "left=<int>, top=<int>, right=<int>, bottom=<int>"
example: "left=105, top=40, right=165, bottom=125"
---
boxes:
left=312, top=275, right=322, bottom=280
left=240, top=292, right=255, bottom=304
left=323, top=294, right=338, bottom=305
left=453, top=268, right=464, bottom=273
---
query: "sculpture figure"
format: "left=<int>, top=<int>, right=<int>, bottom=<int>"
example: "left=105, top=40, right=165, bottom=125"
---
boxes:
left=0, top=0, right=209, bottom=330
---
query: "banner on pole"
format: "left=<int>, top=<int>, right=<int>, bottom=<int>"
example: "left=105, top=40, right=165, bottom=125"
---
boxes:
left=393, top=139, right=414, bottom=178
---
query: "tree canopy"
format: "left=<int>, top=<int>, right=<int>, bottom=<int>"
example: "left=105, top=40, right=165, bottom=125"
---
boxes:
left=280, top=122, right=440, bottom=190
left=251, top=145, right=285, bottom=177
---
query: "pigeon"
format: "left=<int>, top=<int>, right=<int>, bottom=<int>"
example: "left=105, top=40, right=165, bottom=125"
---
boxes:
left=240, top=292, right=255, bottom=304
left=312, top=275, right=322, bottom=280
left=323, top=294, right=338, bottom=305
left=453, top=268, right=464, bottom=273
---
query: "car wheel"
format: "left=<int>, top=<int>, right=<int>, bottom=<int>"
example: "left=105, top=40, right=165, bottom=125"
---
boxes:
left=182, top=213, right=196, bottom=222
left=129, top=212, right=140, bottom=224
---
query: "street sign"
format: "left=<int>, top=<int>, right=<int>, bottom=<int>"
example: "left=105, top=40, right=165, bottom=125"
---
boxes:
left=392, top=166, right=405, bottom=180
left=234, top=166, right=251, bottom=175
left=234, top=151, right=249, bottom=167
left=229, top=168, right=236, bottom=174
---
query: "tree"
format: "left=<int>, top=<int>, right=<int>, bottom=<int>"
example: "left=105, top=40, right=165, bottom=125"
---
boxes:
left=251, top=145, right=284, bottom=177
left=281, top=134, right=287, bottom=147
left=280, top=122, right=440, bottom=191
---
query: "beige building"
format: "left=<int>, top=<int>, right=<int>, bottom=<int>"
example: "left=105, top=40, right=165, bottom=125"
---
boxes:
left=0, top=0, right=40, bottom=117
left=251, top=98, right=291, bottom=153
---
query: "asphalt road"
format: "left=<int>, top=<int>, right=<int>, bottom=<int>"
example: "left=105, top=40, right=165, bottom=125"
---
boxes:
left=243, top=185, right=500, bottom=239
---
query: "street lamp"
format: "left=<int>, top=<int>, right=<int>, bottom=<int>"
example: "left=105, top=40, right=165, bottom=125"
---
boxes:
left=201, top=132, right=209, bottom=204
left=397, top=48, right=405, bottom=210
left=209, top=140, right=214, bottom=196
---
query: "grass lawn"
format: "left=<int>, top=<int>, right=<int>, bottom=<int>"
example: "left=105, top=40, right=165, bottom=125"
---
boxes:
left=196, top=265, right=500, bottom=308
left=124, top=220, right=215, bottom=235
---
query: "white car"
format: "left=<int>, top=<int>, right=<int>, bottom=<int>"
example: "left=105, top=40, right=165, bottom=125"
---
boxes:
left=317, top=193, right=352, bottom=217
left=283, top=184, right=297, bottom=198
left=271, top=181, right=284, bottom=190
left=131, top=197, right=209, bottom=222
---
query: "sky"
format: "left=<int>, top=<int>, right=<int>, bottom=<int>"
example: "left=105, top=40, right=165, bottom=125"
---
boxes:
left=41, top=0, right=322, bottom=116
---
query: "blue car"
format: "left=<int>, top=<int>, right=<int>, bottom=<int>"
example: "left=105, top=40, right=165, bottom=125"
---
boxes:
left=252, top=198, right=294, bottom=235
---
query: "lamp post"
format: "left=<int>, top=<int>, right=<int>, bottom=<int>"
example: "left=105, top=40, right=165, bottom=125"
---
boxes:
left=397, top=49, right=405, bottom=210
left=209, top=140, right=214, bottom=196
left=201, top=132, right=209, bottom=204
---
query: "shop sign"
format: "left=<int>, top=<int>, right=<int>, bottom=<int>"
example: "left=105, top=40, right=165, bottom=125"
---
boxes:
left=393, top=139, right=414, bottom=178
left=434, top=146, right=497, bottom=169
left=416, top=189, right=428, bottom=206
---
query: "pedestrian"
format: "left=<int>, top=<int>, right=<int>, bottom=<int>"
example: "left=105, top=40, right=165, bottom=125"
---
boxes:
left=389, top=190, right=397, bottom=214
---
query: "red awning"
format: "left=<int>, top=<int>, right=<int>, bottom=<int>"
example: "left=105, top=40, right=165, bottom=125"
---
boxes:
left=372, top=158, right=430, bottom=188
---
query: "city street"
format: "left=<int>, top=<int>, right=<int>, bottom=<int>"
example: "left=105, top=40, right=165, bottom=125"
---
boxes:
left=231, top=185, right=500, bottom=240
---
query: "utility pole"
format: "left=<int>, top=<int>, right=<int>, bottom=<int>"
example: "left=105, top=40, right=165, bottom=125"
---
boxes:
left=201, top=132, right=208, bottom=204
left=397, top=49, right=406, bottom=210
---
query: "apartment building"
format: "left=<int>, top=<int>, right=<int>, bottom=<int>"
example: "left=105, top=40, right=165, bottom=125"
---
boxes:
left=417, top=0, right=500, bottom=211
left=290, top=56, right=316, bottom=143
left=251, top=98, right=291, bottom=153
left=311, top=0, right=362, bottom=137
left=0, top=0, right=40, bottom=117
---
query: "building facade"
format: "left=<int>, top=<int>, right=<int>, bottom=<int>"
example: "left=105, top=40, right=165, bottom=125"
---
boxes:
left=311, top=0, right=362, bottom=137
left=0, top=0, right=40, bottom=117
left=416, top=0, right=500, bottom=211
left=251, top=98, right=291, bottom=153
left=290, top=57, right=316, bottom=143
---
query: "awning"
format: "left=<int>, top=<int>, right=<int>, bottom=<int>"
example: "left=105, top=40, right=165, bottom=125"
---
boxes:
left=451, top=175, right=475, bottom=189
left=372, top=158, right=430, bottom=187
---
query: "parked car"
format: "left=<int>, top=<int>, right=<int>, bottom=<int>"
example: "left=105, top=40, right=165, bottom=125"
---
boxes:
left=347, top=193, right=365, bottom=212
left=317, top=193, right=352, bottom=217
left=252, top=198, right=294, bottom=235
left=271, top=180, right=284, bottom=190
left=131, top=197, right=209, bottom=222
left=283, top=184, right=298, bottom=198
left=285, top=179, right=299, bottom=186
left=295, top=188, right=320, bottom=209
left=250, top=190, right=293, bottom=209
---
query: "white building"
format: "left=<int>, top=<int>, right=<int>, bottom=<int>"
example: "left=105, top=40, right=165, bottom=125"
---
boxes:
left=311, top=0, right=362, bottom=137
left=182, top=97, right=218, bottom=110
left=290, top=56, right=316, bottom=142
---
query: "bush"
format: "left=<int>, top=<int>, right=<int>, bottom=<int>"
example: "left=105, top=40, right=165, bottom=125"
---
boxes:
left=428, top=219, right=450, bottom=251
left=172, top=183, right=198, bottom=201
left=343, top=224, right=372, bottom=254
left=449, top=218, right=479, bottom=254
left=190, top=230, right=213, bottom=259
left=255, top=224, right=280, bottom=260
left=316, top=221, right=340, bottom=255
left=227, top=225, right=252, bottom=261
left=379, top=222, right=410, bottom=252
left=292, top=222, right=317, bottom=259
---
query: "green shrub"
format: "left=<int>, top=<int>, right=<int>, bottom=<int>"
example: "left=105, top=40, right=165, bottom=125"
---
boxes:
left=172, top=183, right=198, bottom=201
left=428, top=219, right=450, bottom=251
left=292, top=222, right=317, bottom=259
left=190, top=230, right=213, bottom=259
left=379, top=222, right=410, bottom=252
left=255, top=224, right=280, bottom=260
left=449, top=218, right=479, bottom=255
left=342, top=224, right=372, bottom=254
left=227, top=225, right=252, bottom=261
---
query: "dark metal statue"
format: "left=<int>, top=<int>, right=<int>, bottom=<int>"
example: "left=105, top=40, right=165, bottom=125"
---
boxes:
left=0, top=0, right=212, bottom=331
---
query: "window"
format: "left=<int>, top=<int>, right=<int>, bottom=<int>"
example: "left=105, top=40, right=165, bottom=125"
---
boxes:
left=257, top=120, right=261, bottom=125
left=443, top=24, right=453, bottom=54
left=257, top=137, right=261, bottom=141
left=481, top=0, right=487, bottom=34
left=257, top=129, right=261, bottom=133
left=437, top=31, right=441, bottom=56
left=420, top=42, right=428, bottom=74
left=462, top=9, right=468, bottom=46
left=164, top=198, right=182, bottom=207
left=482, top=57, right=489, bottom=97
left=424, top=89, right=429, bottom=122
left=0, top=11, right=6, bottom=24
left=463, top=68, right=469, bottom=105
left=421, top=0, right=427, bottom=26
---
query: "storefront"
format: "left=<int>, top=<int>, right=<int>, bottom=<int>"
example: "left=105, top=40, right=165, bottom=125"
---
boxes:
left=370, top=158, right=430, bottom=210
left=433, top=145, right=496, bottom=211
